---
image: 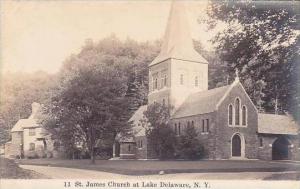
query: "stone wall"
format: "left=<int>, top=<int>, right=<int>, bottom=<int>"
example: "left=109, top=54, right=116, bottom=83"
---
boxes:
left=6, top=131, right=23, bottom=158
left=171, top=112, right=217, bottom=159
left=120, top=142, right=136, bottom=159
left=216, top=83, right=259, bottom=160
left=135, top=136, right=147, bottom=159
left=258, top=134, right=300, bottom=161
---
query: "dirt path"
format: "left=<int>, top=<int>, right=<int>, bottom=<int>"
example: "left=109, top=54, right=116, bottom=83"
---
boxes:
left=20, top=165, right=296, bottom=180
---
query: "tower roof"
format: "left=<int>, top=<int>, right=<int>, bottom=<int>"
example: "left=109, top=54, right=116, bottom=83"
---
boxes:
left=150, top=1, right=208, bottom=66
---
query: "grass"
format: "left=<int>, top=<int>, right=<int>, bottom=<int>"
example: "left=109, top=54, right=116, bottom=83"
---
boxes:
left=18, top=158, right=300, bottom=176
left=0, top=158, right=47, bottom=179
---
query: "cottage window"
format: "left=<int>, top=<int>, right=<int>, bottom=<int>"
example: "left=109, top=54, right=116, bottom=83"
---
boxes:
left=29, top=143, right=35, bottom=151
left=180, top=74, right=184, bottom=85
left=195, top=76, right=198, bottom=87
left=242, top=106, right=247, bottom=126
left=29, top=128, right=36, bottom=136
left=235, top=98, right=240, bottom=125
left=228, top=104, right=233, bottom=125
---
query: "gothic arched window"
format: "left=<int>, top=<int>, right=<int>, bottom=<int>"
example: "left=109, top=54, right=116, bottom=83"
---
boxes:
left=163, top=74, right=167, bottom=87
left=242, top=106, right=247, bottom=126
left=154, top=78, right=158, bottom=90
left=235, top=98, right=240, bottom=125
left=228, top=104, right=233, bottom=125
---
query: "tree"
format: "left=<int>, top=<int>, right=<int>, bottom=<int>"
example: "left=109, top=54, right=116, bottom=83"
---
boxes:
left=204, top=1, right=299, bottom=121
left=44, top=36, right=160, bottom=163
left=175, top=125, right=205, bottom=160
left=45, top=51, right=131, bottom=163
left=142, top=103, right=176, bottom=159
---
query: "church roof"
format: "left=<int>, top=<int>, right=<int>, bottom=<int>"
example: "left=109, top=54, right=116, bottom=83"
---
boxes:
left=172, top=85, right=230, bottom=118
left=149, top=1, right=208, bottom=67
left=118, top=105, right=148, bottom=142
left=258, top=113, right=299, bottom=135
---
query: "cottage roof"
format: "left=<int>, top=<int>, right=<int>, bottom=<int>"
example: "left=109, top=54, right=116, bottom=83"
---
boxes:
left=149, top=1, right=207, bottom=67
left=258, top=113, right=299, bottom=135
left=11, top=102, right=42, bottom=132
left=11, top=119, right=39, bottom=132
left=172, top=85, right=230, bottom=118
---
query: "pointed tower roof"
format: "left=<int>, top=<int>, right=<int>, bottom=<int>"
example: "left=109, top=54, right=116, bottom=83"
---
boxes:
left=150, top=1, right=208, bottom=66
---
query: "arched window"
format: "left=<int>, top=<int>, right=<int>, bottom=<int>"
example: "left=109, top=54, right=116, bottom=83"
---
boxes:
left=162, top=98, right=165, bottom=106
left=195, top=76, right=198, bottom=87
left=163, top=74, right=167, bottom=87
left=242, top=106, right=247, bottom=126
left=191, top=121, right=194, bottom=127
left=180, top=74, right=184, bottom=85
left=228, top=104, right=233, bottom=125
left=235, top=98, right=240, bottom=125
left=154, top=78, right=158, bottom=90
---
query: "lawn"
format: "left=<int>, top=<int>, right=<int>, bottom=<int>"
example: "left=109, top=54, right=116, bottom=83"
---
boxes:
left=0, top=158, right=47, bottom=179
left=18, top=158, right=300, bottom=175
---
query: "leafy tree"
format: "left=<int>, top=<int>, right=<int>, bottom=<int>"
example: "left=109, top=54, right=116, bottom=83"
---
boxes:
left=175, top=125, right=205, bottom=160
left=44, top=36, right=160, bottom=162
left=142, top=102, right=176, bottom=159
left=45, top=51, right=133, bottom=163
left=204, top=1, right=299, bottom=120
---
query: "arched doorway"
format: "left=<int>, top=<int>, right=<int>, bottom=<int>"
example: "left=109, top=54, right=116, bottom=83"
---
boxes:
left=272, top=137, right=291, bottom=160
left=114, top=141, right=120, bottom=157
left=232, top=134, right=241, bottom=157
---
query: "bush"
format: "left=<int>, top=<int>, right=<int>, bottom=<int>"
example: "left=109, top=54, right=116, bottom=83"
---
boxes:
left=148, top=126, right=177, bottom=159
left=175, top=125, right=206, bottom=160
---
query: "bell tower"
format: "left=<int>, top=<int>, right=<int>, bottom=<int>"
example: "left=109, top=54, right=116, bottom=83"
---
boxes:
left=148, top=1, right=208, bottom=112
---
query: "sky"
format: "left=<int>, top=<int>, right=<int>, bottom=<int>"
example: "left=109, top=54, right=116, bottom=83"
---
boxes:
left=1, top=0, right=217, bottom=74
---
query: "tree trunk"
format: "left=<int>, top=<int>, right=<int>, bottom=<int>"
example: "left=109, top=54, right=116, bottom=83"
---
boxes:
left=90, top=147, right=95, bottom=164
left=89, top=126, right=96, bottom=164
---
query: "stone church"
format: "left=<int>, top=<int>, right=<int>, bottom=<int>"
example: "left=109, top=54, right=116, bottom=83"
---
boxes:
left=113, top=1, right=300, bottom=161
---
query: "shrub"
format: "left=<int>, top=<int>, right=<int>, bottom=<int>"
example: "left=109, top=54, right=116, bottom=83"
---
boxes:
left=175, top=125, right=205, bottom=160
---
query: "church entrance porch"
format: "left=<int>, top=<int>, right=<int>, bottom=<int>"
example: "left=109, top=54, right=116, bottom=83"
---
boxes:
left=272, top=136, right=291, bottom=160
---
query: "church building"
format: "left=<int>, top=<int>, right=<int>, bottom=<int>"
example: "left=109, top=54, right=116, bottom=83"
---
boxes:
left=113, top=1, right=300, bottom=161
